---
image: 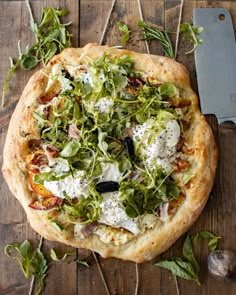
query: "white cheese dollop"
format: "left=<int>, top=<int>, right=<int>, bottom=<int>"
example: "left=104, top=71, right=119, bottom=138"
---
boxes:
left=99, top=192, right=140, bottom=234
left=94, top=97, right=114, bottom=114
left=44, top=170, right=88, bottom=199
left=133, top=119, right=180, bottom=173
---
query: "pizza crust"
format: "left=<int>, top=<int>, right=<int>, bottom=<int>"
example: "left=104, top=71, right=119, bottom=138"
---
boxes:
left=2, top=43, right=218, bottom=262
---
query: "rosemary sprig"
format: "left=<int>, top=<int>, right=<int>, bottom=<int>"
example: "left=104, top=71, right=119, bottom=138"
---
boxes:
left=138, top=20, right=174, bottom=59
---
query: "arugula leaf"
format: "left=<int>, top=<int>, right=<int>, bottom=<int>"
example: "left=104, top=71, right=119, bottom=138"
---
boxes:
left=50, top=249, right=89, bottom=266
left=191, top=231, right=221, bottom=251
left=180, top=23, right=204, bottom=54
left=4, top=240, right=33, bottom=278
left=117, top=21, right=131, bottom=44
left=31, top=249, right=48, bottom=295
left=138, top=20, right=174, bottom=59
left=60, top=140, right=81, bottom=158
left=4, top=240, right=48, bottom=294
left=50, top=249, right=72, bottom=261
left=158, top=83, right=178, bottom=98
left=2, top=6, right=72, bottom=106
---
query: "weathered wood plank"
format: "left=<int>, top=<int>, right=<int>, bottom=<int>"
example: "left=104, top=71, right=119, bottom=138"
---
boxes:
left=0, top=1, right=79, bottom=295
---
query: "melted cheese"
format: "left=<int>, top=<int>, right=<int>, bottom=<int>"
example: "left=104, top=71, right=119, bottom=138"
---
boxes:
left=44, top=170, right=88, bottom=198
left=133, top=119, right=180, bottom=173
left=99, top=192, right=140, bottom=234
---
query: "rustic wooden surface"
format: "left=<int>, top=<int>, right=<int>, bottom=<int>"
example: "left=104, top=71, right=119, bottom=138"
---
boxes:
left=0, top=0, right=236, bottom=294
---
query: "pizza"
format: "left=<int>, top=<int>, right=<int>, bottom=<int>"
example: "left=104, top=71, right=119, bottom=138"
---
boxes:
left=2, top=43, right=218, bottom=263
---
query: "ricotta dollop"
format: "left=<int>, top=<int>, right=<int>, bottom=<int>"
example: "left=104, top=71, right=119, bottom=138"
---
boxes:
left=133, top=119, right=180, bottom=173
left=99, top=192, right=140, bottom=234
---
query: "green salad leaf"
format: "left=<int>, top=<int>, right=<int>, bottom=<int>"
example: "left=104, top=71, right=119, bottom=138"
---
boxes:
left=4, top=240, right=48, bottom=295
left=117, top=21, right=131, bottom=44
left=2, top=6, right=72, bottom=106
left=180, top=23, right=204, bottom=54
left=154, top=231, right=220, bottom=284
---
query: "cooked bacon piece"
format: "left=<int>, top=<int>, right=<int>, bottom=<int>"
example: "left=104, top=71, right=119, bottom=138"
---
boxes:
left=28, top=139, right=42, bottom=151
left=30, top=152, right=48, bottom=167
left=42, top=105, right=53, bottom=120
left=173, top=158, right=189, bottom=172
left=128, top=76, right=145, bottom=87
left=45, top=145, right=59, bottom=160
left=68, top=123, right=80, bottom=139
left=29, top=196, right=63, bottom=210
left=28, top=172, right=53, bottom=198
left=176, top=136, right=185, bottom=151
left=39, top=81, right=61, bottom=104
left=74, top=222, right=98, bottom=239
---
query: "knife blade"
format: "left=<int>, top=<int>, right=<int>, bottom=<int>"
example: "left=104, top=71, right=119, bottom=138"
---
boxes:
left=193, top=8, right=236, bottom=123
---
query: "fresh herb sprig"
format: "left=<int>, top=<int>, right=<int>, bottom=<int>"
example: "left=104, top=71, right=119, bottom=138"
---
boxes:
left=154, top=231, right=221, bottom=284
left=2, top=6, right=72, bottom=107
left=138, top=20, right=174, bottom=59
left=117, top=21, right=131, bottom=44
left=180, top=23, right=204, bottom=54
left=50, top=249, right=89, bottom=266
left=4, top=240, right=48, bottom=295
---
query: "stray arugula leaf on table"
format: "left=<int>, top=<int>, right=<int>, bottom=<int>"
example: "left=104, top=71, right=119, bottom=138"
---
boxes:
left=50, top=249, right=89, bottom=266
left=117, top=21, right=131, bottom=44
left=138, top=20, right=174, bottom=59
left=2, top=6, right=72, bottom=107
left=154, top=231, right=220, bottom=284
left=4, top=240, right=48, bottom=295
left=179, top=23, right=204, bottom=54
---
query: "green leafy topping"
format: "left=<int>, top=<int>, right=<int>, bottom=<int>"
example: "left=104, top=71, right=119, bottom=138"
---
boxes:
left=2, top=7, right=72, bottom=106
left=138, top=20, right=174, bottom=59
left=154, top=231, right=221, bottom=284
left=4, top=240, right=48, bottom=294
left=117, top=21, right=131, bottom=44
left=180, top=23, right=204, bottom=54
left=32, top=52, right=182, bottom=224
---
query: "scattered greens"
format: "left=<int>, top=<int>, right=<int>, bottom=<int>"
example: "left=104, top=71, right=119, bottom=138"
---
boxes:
left=4, top=240, right=47, bottom=295
left=117, top=21, right=131, bottom=44
left=2, top=6, right=72, bottom=106
left=4, top=240, right=90, bottom=294
left=50, top=249, right=89, bottom=266
left=138, top=20, right=174, bottom=59
left=33, top=53, right=181, bottom=224
left=154, top=231, right=220, bottom=284
left=180, top=23, right=204, bottom=54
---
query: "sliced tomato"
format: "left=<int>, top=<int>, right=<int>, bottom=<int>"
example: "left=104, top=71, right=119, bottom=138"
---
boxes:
left=29, top=196, right=63, bottom=210
left=28, top=172, right=53, bottom=198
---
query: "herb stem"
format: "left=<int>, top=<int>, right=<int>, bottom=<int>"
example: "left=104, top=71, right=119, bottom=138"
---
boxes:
left=1, top=58, right=21, bottom=107
left=134, top=262, right=139, bottom=295
left=28, top=236, right=44, bottom=295
left=93, top=252, right=111, bottom=295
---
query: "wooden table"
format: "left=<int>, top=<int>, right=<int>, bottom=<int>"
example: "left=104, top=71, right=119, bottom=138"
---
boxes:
left=0, top=1, right=236, bottom=294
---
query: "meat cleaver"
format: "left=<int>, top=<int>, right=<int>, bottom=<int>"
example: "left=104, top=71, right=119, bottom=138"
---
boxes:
left=193, top=8, right=236, bottom=123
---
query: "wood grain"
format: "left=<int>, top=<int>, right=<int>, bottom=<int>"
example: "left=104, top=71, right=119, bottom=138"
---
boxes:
left=0, top=0, right=236, bottom=295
